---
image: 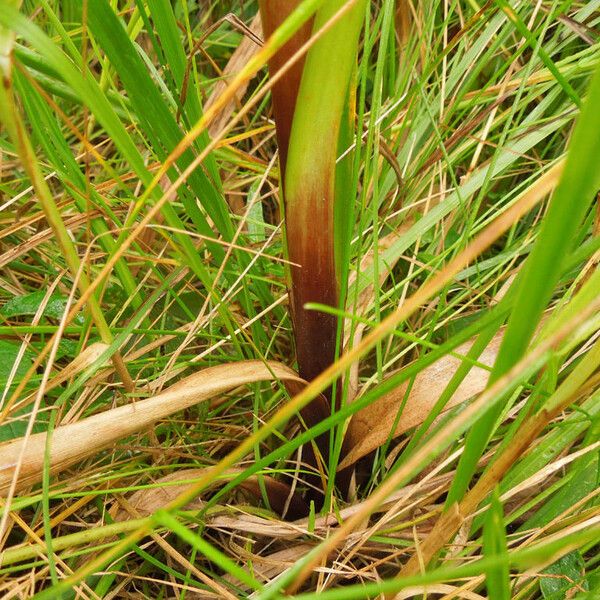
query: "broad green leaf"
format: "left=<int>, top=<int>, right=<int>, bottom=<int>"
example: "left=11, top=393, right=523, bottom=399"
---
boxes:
left=1, top=290, right=79, bottom=322
left=283, top=0, right=367, bottom=384
left=0, top=340, right=33, bottom=391
left=541, top=551, right=588, bottom=599
left=0, top=340, right=38, bottom=442
left=523, top=453, right=598, bottom=533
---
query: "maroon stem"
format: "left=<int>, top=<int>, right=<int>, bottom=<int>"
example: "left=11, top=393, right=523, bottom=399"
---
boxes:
left=285, top=176, right=339, bottom=388
left=259, top=3, right=351, bottom=501
left=259, top=0, right=312, bottom=180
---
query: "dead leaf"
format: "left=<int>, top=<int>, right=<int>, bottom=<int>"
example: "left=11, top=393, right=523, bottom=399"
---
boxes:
left=119, top=471, right=454, bottom=540
left=110, top=467, right=309, bottom=521
left=205, top=14, right=263, bottom=137
left=0, top=360, right=302, bottom=495
left=394, top=584, right=486, bottom=599
left=49, top=342, right=109, bottom=389
left=339, top=330, right=504, bottom=469
left=110, top=467, right=308, bottom=527
left=110, top=470, right=206, bottom=521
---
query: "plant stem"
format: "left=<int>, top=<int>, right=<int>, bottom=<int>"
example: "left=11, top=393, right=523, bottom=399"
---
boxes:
left=259, top=0, right=313, bottom=181
left=261, top=0, right=365, bottom=395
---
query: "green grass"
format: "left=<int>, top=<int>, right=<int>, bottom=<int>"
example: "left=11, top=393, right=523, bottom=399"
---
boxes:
left=0, top=0, right=599, bottom=598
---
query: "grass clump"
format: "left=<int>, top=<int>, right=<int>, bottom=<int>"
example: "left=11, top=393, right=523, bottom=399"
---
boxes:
left=0, top=1, right=599, bottom=598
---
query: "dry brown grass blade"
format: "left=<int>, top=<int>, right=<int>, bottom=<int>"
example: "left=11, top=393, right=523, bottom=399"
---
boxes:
left=395, top=585, right=486, bottom=599
left=0, top=360, right=302, bottom=495
left=45, top=342, right=110, bottom=391
left=0, top=212, right=100, bottom=269
left=205, top=13, right=263, bottom=137
left=339, top=329, right=504, bottom=469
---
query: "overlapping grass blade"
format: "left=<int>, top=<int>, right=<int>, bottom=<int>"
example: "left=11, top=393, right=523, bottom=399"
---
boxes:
left=448, top=56, right=600, bottom=506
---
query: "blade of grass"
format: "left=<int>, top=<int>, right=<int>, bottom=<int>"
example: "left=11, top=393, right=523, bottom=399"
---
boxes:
left=86, top=0, right=231, bottom=242
left=142, top=0, right=205, bottom=131
left=13, top=69, right=143, bottom=311
left=483, top=489, right=511, bottom=600
left=86, top=0, right=250, bottom=331
left=494, top=0, right=581, bottom=108
left=153, top=509, right=263, bottom=592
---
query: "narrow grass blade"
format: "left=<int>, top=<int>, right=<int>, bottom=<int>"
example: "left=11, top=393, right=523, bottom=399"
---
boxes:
left=483, top=489, right=511, bottom=600
left=86, top=0, right=231, bottom=246
left=447, top=56, right=600, bottom=506
left=153, top=509, right=263, bottom=592
left=14, top=70, right=143, bottom=310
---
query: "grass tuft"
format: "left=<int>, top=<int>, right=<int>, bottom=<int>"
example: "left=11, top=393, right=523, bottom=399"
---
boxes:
left=0, top=1, right=599, bottom=598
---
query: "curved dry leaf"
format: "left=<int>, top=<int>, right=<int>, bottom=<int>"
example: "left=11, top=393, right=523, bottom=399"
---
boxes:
left=111, top=467, right=309, bottom=522
left=110, top=469, right=208, bottom=521
left=247, top=544, right=313, bottom=584
left=339, top=330, right=504, bottom=470
left=115, top=470, right=453, bottom=543
left=214, top=545, right=313, bottom=599
left=0, top=360, right=302, bottom=495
